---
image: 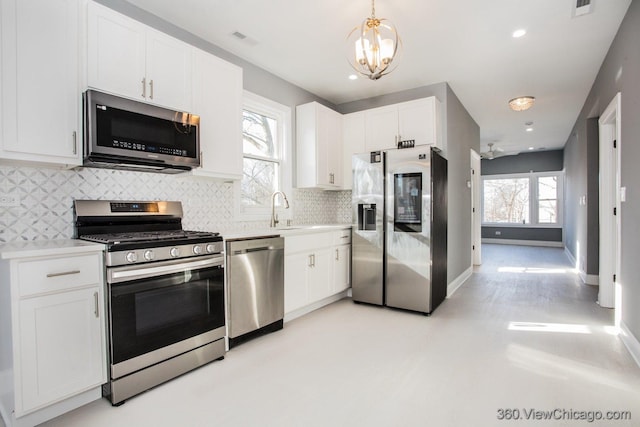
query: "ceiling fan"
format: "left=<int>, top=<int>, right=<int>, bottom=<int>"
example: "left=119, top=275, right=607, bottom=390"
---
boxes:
left=480, top=142, right=507, bottom=160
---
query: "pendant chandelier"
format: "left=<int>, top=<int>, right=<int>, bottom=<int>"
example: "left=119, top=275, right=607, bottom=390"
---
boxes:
left=347, top=0, right=401, bottom=80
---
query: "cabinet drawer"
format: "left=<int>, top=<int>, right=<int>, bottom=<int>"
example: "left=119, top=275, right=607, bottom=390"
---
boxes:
left=18, top=254, right=102, bottom=297
left=285, top=232, right=333, bottom=255
left=333, top=229, right=351, bottom=245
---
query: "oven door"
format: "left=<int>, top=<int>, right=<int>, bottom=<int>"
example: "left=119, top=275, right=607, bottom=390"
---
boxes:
left=107, top=255, right=224, bottom=379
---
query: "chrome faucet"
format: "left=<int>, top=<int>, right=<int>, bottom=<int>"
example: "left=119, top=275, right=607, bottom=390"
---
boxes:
left=270, top=191, right=290, bottom=228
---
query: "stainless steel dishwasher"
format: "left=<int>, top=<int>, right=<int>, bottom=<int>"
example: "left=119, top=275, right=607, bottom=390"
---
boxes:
left=226, top=236, right=285, bottom=348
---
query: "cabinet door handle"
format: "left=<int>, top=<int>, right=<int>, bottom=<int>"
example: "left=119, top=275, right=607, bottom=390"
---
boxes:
left=72, top=131, right=77, bottom=155
left=94, top=291, right=99, bottom=318
left=46, top=270, right=80, bottom=278
left=141, top=77, right=147, bottom=98
left=149, top=79, right=154, bottom=99
left=308, top=255, right=313, bottom=267
left=335, top=249, right=339, bottom=261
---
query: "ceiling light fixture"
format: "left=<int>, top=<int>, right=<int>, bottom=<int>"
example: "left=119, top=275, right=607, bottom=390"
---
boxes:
left=348, top=74, right=358, bottom=80
left=509, top=96, right=535, bottom=111
left=526, top=128, right=534, bottom=132
left=347, top=0, right=401, bottom=80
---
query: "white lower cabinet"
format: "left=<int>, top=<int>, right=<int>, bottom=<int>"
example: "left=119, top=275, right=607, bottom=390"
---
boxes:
left=284, top=228, right=351, bottom=317
left=18, top=287, right=105, bottom=413
left=284, top=252, right=309, bottom=313
left=0, top=242, right=107, bottom=427
left=333, top=244, right=351, bottom=293
left=306, top=249, right=331, bottom=302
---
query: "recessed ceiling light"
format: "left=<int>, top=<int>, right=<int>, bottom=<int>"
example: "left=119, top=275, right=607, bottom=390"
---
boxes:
left=348, top=74, right=358, bottom=80
left=512, top=29, right=527, bottom=38
left=526, top=127, right=534, bottom=132
left=528, top=147, right=534, bottom=150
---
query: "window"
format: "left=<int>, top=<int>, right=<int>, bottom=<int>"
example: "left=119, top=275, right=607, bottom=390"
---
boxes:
left=482, top=172, right=563, bottom=227
left=236, top=92, right=291, bottom=219
left=537, top=176, right=558, bottom=224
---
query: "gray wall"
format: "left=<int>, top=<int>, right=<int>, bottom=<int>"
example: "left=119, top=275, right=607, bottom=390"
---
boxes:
left=482, top=227, right=562, bottom=242
left=481, top=150, right=564, bottom=175
left=563, top=0, right=640, bottom=343
left=337, top=83, right=481, bottom=285
left=443, top=85, right=480, bottom=283
left=480, top=150, right=564, bottom=243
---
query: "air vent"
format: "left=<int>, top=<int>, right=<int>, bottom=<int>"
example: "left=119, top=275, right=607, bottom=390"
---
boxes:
left=573, top=0, right=592, bottom=17
left=232, top=31, right=247, bottom=40
left=230, top=31, right=259, bottom=46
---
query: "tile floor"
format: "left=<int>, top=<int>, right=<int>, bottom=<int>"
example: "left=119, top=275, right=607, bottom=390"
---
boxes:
left=8, top=244, right=640, bottom=426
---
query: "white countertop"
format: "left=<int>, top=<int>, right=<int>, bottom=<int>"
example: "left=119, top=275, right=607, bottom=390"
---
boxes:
left=224, top=224, right=351, bottom=241
left=0, top=239, right=105, bottom=260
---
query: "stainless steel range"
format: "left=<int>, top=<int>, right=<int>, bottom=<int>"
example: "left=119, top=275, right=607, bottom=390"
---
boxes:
left=74, top=200, right=225, bottom=405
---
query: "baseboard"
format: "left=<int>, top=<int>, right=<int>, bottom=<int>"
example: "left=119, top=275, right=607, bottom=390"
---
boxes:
left=564, top=247, right=599, bottom=285
left=284, top=290, right=349, bottom=323
left=564, top=246, right=577, bottom=267
left=620, top=321, right=640, bottom=369
left=482, top=238, right=563, bottom=248
left=580, top=273, right=599, bottom=285
left=447, top=265, right=473, bottom=297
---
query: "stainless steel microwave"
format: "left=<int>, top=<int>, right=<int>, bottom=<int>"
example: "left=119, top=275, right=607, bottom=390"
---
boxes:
left=83, top=90, right=200, bottom=173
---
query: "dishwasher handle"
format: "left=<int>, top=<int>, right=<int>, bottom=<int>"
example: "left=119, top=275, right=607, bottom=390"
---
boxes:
left=232, top=246, right=275, bottom=255
left=227, top=237, right=284, bottom=256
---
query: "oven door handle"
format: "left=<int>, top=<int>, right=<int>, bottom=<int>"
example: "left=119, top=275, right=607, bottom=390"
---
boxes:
left=109, top=256, right=223, bottom=283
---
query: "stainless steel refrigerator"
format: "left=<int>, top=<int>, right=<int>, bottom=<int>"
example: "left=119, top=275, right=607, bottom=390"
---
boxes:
left=352, top=147, right=447, bottom=314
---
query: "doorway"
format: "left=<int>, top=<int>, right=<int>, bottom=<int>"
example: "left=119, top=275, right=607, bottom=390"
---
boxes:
left=598, top=93, right=621, bottom=316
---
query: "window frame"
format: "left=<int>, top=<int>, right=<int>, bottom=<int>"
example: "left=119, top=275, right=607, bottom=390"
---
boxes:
left=234, top=91, right=292, bottom=221
left=481, top=171, right=564, bottom=228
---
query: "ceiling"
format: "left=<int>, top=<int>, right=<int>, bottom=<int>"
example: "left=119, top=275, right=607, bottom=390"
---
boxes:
left=124, top=0, right=631, bottom=155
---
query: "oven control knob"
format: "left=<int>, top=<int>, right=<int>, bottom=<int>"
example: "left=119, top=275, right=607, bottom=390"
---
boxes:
left=170, top=247, right=180, bottom=258
left=143, top=250, right=154, bottom=261
left=126, top=251, right=138, bottom=263
left=206, top=244, right=216, bottom=253
left=193, top=245, right=203, bottom=255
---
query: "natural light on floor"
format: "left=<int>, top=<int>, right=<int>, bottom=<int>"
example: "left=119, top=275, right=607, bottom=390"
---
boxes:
left=508, top=322, right=591, bottom=334
left=498, top=266, right=575, bottom=274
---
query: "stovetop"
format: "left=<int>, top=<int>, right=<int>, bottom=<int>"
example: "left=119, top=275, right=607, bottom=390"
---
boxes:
left=80, top=230, right=220, bottom=245
left=73, top=200, right=224, bottom=264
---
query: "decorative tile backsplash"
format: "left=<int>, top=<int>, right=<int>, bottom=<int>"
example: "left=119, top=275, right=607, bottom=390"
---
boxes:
left=0, top=165, right=352, bottom=243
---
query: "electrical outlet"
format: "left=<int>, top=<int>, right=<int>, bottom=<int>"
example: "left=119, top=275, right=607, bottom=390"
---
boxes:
left=0, top=193, right=20, bottom=207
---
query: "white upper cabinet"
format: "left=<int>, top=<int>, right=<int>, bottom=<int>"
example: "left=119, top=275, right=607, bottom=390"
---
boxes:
left=342, top=111, right=366, bottom=190
left=364, top=97, right=442, bottom=153
left=364, top=105, right=398, bottom=152
left=188, top=48, right=243, bottom=180
left=0, top=0, right=82, bottom=167
left=87, top=1, right=192, bottom=112
left=296, top=102, right=343, bottom=189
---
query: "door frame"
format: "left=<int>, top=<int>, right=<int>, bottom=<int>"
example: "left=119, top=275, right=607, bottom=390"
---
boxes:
left=471, top=149, right=482, bottom=265
left=598, top=92, right=621, bottom=315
